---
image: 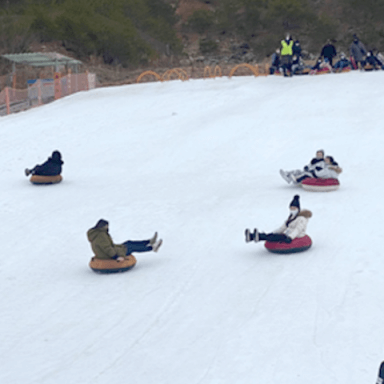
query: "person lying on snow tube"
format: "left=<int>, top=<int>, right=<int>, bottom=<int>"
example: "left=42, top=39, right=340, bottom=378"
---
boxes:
left=25, top=150, right=64, bottom=177
left=280, top=149, right=325, bottom=184
left=288, top=155, right=342, bottom=184
left=309, top=57, right=333, bottom=74
left=245, top=195, right=312, bottom=245
left=87, top=219, right=163, bottom=262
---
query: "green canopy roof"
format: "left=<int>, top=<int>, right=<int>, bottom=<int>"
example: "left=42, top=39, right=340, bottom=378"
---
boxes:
left=1, top=52, right=82, bottom=67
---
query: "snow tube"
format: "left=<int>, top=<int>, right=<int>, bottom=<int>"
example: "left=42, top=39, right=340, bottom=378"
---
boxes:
left=313, top=67, right=331, bottom=75
left=30, top=175, right=62, bottom=185
left=301, top=178, right=339, bottom=192
left=364, top=64, right=375, bottom=71
left=89, top=255, right=137, bottom=274
left=265, top=235, right=312, bottom=254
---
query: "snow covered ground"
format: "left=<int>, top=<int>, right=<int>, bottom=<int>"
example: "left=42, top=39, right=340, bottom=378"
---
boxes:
left=1, top=71, right=383, bottom=384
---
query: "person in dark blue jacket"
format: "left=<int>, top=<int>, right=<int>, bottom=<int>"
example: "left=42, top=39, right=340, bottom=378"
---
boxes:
left=292, top=40, right=302, bottom=59
left=25, top=151, right=64, bottom=176
left=320, top=39, right=337, bottom=66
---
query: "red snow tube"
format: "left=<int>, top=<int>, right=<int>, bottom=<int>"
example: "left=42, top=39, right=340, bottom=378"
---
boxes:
left=301, top=178, right=339, bottom=192
left=315, top=67, right=331, bottom=75
left=265, top=235, right=312, bottom=254
left=89, top=255, right=137, bottom=274
left=30, top=175, right=63, bottom=185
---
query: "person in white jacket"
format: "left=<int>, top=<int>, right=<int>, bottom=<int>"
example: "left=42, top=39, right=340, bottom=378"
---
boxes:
left=315, top=156, right=342, bottom=179
left=280, top=149, right=325, bottom=184
left=245, top=195, right=312, bottom=244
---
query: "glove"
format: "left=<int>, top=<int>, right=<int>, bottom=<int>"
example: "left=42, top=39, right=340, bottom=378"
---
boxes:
left=284, top=236, right=292, bottom=243
left=304, top=166, right=309, bottom=171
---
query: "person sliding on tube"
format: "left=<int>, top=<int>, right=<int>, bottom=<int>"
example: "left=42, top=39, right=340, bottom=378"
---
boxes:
left=280, top=149, right=325, bottom=184
left=25, top=150, right=64, bottom=177
left=245, top=195, right=312, bottom=244
left=87, top=219, right=163, bottom=261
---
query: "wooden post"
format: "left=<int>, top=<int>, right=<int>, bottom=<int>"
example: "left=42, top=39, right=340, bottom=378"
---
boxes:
left=67, top=68, right=72, bottom=94
left=5, top=87, right=10, bottom=115
left=85, top=70, right=89, bottom=91
left=54, top=72, right=61, bottom=100
left=37, top=79, right=42, bottom=106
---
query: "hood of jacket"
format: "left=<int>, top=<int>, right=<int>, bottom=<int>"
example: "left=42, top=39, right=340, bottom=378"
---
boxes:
left=298, top=209, right=312, bottom=219
left=87, top=226, right=108, bottom=242
left=51, top=151, right=64, bottom=165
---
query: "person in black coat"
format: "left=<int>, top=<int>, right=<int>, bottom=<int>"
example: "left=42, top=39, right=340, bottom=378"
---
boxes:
left=320, top=39, right=337, bottom=66
left=25, top=151, right=64, bottom=176
left=292, top=40, right=302, bottom=59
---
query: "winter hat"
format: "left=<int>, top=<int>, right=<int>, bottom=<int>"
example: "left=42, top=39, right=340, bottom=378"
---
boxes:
left=51, top=150, right=62, bottom=160
left=95, top=219, right=109, bottom=228
left=289, top=195, right=300, bottom=211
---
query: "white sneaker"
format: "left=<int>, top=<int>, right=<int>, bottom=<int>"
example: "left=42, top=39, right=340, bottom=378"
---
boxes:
left=152, top=239, right=163, bottom=252
left=149, top=232, right=158, bottom=245
left=245, top=229, right=251, bottom=243
left=253, top=229, right=259, bottom=242
left=289, top=173, right=298, bottom=184
left=280, top=169, right=291, bottom=184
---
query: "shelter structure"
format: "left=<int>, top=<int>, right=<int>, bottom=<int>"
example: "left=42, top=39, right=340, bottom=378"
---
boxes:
left=0, top=52, right=93, bottom=116
left=1, top=52, right=83, bottom=89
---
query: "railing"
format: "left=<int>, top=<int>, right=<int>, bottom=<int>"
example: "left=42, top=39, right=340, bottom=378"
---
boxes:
left=0, top=71, right=96, bottom=117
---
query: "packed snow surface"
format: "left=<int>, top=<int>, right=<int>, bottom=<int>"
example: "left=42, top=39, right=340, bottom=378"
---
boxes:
left=1, top=71, right=383, bottom=384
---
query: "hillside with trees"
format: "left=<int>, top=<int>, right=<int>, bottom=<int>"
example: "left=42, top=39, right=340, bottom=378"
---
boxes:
left=0, top=0, right=383, bottom=78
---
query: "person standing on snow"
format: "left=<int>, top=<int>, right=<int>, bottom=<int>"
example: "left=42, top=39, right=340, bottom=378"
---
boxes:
left=292, top=39, right=302, bottom=59
left=87, top=219, right=163, bottom=261
left=245, top=195, right=312, bottom=244
left=280, top=33, right=294, bottom=77
left=350, top=34, right=367, bottom=69
left=320, top=39, right=337, bottom=67
left=25, top=150, right=64, bottom=177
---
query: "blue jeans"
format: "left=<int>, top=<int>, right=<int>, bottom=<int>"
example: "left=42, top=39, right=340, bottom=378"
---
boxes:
left=123, top=240, right=152, bottom=255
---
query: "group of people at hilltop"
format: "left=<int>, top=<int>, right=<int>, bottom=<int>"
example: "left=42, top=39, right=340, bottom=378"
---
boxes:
left=270, top=33, right=384, bottom=76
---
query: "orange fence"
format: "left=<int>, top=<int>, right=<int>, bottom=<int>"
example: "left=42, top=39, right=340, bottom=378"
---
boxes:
left=0, top=71, right=96, bottom=117
left=137, top=63, right=269, bottom=83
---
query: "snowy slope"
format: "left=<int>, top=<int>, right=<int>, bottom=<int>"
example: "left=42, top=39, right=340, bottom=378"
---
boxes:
left=1, top=71, right=384, bottom=384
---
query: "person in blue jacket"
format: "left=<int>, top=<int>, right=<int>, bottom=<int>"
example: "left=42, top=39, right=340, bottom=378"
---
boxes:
left=25, top=150, right=64, bottom=176
left=333, top=53, right=351, bottom=71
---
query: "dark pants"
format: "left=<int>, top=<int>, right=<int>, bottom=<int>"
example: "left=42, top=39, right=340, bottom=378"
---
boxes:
left=296, top=169, right=317, bottom=183
left=123, top=240, right=152, bottom=255
left=259, top=233, right=291, bottom=243
left=248, top=231, right=291, bottom=243
left=281, top=55, right=292, bottom=76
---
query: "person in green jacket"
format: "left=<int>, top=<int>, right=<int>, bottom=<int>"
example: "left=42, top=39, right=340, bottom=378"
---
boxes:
left=87, top=219, right=162, bottom=261
left=280, top=34, right=294, bottom=77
